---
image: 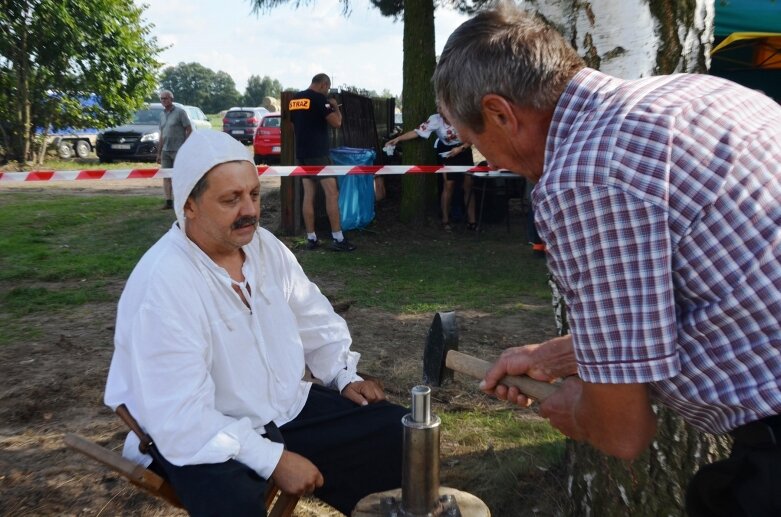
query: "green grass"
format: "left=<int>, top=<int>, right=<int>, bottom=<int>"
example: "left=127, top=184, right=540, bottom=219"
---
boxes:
left=441, top=408, right=563, bottom=450
left=0, top=193, right=171, bottom=343
left=0, top=193, right=169, bottom=284
left=297, top=234, right=551, bottom=314
left=439, top=408, right=567, bottom=515
left=207, top=113, right=224, bottom=130
left=0, top=190, right=552, bottom=336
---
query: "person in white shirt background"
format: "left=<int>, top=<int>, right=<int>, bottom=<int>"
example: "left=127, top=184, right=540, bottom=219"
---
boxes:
left=387, top=108, right=477, bottom=231
left=105, top=130, right=406, bottom=516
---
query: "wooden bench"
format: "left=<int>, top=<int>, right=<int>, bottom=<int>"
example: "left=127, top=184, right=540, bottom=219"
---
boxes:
left=64, top=405, right=299, bottom=517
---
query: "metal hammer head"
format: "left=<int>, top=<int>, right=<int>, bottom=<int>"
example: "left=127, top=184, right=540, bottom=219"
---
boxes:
left=422, top=311, right=459, bottom=386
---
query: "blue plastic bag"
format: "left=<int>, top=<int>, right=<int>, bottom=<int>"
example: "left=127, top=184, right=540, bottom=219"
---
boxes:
left=330, top=147, right=376, bottom=230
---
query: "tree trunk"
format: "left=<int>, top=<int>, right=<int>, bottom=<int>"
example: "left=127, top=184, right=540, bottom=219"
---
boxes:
left=564, top=413, right=731, bottom=516
left=532, top=1, right=730, bottom=515
left=13, top=9, right=33, bottom=165
left=399, top=0, right=438, bottom=224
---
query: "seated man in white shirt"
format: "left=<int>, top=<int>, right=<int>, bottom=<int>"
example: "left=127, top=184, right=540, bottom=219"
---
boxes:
left=104, top=130, right=406, bottom=516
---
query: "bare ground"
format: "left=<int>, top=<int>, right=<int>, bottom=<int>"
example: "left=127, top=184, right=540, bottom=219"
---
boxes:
left=0, top=177, right=563, bottom=516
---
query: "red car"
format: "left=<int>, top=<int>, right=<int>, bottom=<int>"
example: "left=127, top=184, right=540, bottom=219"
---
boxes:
left=253, top=112, right=281, bottom=164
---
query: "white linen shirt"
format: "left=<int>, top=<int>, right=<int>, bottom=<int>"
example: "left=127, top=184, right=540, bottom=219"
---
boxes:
left=105, top=224, right=361, bottom=478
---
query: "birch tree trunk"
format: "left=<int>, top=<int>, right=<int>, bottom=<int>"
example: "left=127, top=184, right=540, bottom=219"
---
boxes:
left=527, top=1, right=732, bottom=515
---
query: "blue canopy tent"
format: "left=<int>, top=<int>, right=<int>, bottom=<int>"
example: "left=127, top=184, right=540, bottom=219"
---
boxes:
left=715, top=0, right=781, bottom=36
left=711, top=0, right=781, bottom=100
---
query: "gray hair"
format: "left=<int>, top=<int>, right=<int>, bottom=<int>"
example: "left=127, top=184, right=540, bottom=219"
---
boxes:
left=159, top=89, right=174, bottom=99
left=433, top=1, right=584, bottom=132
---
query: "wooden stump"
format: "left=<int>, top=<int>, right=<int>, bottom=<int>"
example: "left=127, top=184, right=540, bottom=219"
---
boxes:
left=352, top=486, right=490, bottom=517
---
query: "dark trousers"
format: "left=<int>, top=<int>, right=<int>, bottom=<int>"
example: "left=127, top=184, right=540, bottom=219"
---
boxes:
left=686, top=415, right=781, bottom=516
left=151, top=384, right=406, bottom=516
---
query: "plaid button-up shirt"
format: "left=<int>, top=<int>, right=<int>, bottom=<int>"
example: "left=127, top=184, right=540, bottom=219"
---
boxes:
left=534, top=68, right=781, bottom=434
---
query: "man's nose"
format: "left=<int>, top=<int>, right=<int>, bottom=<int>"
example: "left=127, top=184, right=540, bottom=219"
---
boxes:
left=240, top=194, right=259, bottom=215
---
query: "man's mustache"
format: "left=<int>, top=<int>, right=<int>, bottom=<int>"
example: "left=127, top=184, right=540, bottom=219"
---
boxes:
left=231, top=216, right=259, bottom=229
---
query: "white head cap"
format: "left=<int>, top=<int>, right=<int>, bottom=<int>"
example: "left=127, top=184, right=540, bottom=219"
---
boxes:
left=172, top=130, right=254, bottom=231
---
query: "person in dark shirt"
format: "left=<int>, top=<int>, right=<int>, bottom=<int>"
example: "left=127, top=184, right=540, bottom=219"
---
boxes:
left=289, top=73, right=355, bottom=252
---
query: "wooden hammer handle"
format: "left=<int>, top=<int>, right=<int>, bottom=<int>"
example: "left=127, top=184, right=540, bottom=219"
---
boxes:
left=445, top=350, right=557, bottom=401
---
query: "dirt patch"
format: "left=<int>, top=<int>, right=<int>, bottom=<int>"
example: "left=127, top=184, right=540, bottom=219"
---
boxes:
left=0, top=179, right=560, bottom=516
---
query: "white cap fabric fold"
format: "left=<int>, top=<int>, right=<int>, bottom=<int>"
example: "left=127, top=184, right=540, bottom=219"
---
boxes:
left=172, top=130, right=254, bottom=231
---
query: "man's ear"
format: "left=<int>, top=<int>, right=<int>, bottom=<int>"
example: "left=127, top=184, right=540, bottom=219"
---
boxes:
left=481, top=94, right=518, bottom=133
left=183, top=197, right=196, bottom=218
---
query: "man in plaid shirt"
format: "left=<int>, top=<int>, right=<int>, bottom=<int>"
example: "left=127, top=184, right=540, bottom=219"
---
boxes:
left=434, top=3, right=781, bottom=515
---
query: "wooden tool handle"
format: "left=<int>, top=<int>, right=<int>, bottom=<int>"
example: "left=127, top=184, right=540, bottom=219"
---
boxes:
left=445, top=350, right=557, bottom=401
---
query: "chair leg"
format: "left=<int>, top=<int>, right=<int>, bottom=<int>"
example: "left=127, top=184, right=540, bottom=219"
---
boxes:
left=64, top=434, right=184, bottom=509
left=268, top=491, right=300, bottom=517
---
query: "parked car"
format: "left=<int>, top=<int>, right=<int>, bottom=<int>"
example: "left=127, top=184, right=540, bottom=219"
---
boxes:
left=223, top=107, right=269, bottom=145
left=252, top=112, right=281, bottom=164
left=46, top=128, right=99, bottom=159
left=182, top=105, right=211, bottom=130
left=96, top=103, right=209, bottom=162
left=37, top=94, right=102, bottom=159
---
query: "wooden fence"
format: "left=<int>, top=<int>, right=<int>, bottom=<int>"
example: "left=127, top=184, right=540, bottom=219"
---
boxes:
left=279, top=90, right=396, bottom=234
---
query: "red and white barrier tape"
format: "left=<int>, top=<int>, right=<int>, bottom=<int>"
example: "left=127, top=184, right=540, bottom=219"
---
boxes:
left=0, top=165, right=494, bottom=183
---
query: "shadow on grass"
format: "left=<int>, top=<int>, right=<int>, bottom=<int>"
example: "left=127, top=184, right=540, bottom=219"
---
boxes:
left=442, top=442, right=571, bottom=517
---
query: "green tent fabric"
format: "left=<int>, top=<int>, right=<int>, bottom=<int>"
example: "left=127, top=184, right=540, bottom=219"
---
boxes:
left=716, top=0, right=781, bottom=37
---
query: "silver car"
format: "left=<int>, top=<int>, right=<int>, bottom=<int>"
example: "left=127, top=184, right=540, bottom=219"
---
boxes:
left=183, top=105, right=212, bottom=130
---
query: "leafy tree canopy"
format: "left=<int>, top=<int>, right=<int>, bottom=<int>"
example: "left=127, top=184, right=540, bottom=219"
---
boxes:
left=159, top=62, right=241, bottom=113
left=242, top=75, right=282, bottom=107
left=0, top=0, right=163, bottom=162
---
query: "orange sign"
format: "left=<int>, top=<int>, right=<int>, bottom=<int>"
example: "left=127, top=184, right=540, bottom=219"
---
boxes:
left=289, top=99, right=310, bottom=111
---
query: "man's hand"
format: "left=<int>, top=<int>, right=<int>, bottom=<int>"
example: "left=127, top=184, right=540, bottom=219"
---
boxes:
left=271, top=450, right=324, bottom=496
left=482, top=335, right=658, bottom=459
left=542, top=379, right=657, bottom=460
left=480, top=335, right=577, bottom=407
left=538, top=376, right=586, bottom=440
left=341, top=379, right=386, bottom=406
left=156, top=154, right=161, bottom=164
left=449, top=145, right=468, bottom=156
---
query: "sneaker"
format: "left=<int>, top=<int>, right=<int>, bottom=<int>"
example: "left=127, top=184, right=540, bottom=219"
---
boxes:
left=330, top=239, right=356, bottom=252
left=306, top=238, right=320, bottom=250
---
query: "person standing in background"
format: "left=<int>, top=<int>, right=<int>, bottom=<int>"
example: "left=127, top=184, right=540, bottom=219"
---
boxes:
left=290, top=74, right=356, bottom=251
left=386, top=110, right=477, bottom=231
left=157, top=89, right=192, bottom=210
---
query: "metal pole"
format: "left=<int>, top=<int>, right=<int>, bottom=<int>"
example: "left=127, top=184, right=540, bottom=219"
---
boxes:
left=401, top=385, right=441, bottom=515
